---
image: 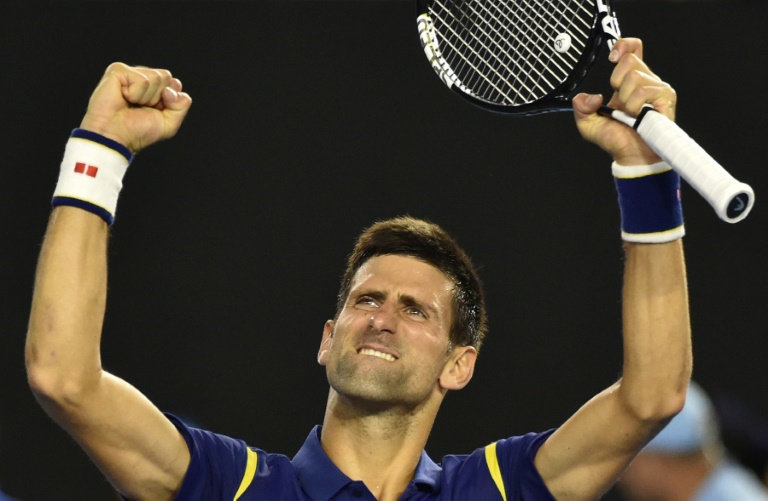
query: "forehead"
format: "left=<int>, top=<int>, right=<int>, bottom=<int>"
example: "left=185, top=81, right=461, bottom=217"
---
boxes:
left=351, top=255, right=455, bottom=300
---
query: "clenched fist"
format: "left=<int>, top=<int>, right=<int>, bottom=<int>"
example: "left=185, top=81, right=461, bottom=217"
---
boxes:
left=80, top=63, right=193, bottom=154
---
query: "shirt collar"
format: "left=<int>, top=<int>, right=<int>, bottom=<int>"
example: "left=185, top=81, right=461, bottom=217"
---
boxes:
left=292, top=426, right=442, bottom=500
left=412, top=449, right=442, bottom=492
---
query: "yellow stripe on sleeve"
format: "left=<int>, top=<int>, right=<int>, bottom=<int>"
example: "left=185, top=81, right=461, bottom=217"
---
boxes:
left=234, top=447, right=258, bottom=500
left=484, top=442, right=507, bottom=501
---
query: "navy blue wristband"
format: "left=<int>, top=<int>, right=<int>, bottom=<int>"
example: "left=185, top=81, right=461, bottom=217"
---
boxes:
left=613, top=162, right=685, bottom=243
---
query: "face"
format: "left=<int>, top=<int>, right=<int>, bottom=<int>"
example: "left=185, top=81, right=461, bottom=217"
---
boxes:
left=318, top=254, right=473, bottom=409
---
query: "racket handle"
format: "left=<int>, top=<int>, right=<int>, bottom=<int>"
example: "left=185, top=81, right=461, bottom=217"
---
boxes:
left=606, top=106, right=754, bottom=223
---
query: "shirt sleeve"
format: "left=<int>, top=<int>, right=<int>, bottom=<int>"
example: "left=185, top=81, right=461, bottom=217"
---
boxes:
left=165, top=413, right=250, bottom=501
left=494, top=429, right=557, bottom=501
left=440, top=430, right=556, bottom=501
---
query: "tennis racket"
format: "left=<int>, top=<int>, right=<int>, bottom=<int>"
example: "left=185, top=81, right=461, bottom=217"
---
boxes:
left=416, top=0, right=754, bottom=223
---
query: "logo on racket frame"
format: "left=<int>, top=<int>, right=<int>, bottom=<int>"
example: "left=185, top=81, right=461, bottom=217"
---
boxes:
left=417, top=14, right=474, bottom=95
left=597, top=0, right=621, bottom=49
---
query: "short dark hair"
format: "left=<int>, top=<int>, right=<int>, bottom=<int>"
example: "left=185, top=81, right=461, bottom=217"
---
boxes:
left=336, top=216, right=487, bottom=351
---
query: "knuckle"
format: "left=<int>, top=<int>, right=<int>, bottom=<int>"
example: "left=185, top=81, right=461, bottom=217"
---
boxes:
left=625, top=69, right=644, bottom=86
left=666, top=85, right=677, bottom=100
left=144, top=69, right=162, bottom=84
left=136, top=73, right=151, bottom=88
left=104, top=62, right=129, bottom=78
left=106, top=61, right=126, bottom=71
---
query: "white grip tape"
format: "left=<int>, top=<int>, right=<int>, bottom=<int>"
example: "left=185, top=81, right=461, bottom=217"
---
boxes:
left=630, top=109, right=754, bottom=223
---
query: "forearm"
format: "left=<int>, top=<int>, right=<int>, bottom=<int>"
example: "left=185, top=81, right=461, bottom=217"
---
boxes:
left=619, top=239, right=692, bottom=420
left=26, top=206, right=109, bottom=401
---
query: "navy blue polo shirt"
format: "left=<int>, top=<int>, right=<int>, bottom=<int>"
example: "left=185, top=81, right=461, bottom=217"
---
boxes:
left=166, top=414, right=556, bottom=500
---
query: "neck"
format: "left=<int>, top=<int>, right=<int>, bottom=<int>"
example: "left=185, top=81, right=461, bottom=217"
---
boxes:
left=320, top=389, right=441, bottom=501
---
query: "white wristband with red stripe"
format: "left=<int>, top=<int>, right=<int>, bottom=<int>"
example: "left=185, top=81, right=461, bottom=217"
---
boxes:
left=52, top=129, right=133, bottom=225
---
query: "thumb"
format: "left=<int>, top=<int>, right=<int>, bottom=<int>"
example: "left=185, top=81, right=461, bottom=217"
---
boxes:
left=572, top=93, right=603, bottom=120
left=572, top=92, right=616, bottom=149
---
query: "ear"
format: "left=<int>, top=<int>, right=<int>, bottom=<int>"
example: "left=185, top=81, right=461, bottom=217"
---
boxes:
left=317, top=320, right=335, bottom=366
left=439, top=345, right=477, bottom=391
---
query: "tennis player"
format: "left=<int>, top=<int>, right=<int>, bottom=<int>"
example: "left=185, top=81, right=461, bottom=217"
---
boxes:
left=26, top=38, right=692, bottom=500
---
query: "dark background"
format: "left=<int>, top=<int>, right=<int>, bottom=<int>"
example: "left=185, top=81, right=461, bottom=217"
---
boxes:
left=2, top=1, right=766, bottom=499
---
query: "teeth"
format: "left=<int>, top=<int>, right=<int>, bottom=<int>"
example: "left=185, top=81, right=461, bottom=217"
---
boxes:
left=359, top=348, right=396, bottom=362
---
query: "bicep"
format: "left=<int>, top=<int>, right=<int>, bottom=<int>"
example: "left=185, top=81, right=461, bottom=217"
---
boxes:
left=533, top=382, right=665, bottom=499
left=41, top=371, right=190, bottom=500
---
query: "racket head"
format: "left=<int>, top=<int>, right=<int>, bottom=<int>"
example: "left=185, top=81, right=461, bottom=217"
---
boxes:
left=417, top=0, right=620, bottom=115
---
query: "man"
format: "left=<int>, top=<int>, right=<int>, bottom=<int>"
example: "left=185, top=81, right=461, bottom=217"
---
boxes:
left=618, top=381, right=768, bottom=501
left=26, top=38, right=691, bottom=500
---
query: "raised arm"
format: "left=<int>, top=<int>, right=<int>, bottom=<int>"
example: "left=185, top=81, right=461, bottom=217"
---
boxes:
left=533, top=38, right=693, bottom=499
left=25, top=64, right=193, bottom=500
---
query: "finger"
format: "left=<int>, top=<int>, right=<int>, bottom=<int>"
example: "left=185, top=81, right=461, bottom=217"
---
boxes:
left=139, top=69, right=173, bottom=107
left=613, top=63, right=676, bottom=118
left=616, top=69, right=653, bottom=110
left=151, top=78, right=185, bottom=112
left=88, top=62, right=132, bottom=109
left=169, top=77, right=183, bottom=93
left=161, top=88, right=193, bottom=138
left=161, top=87, right=192, bottom=111
left=609, top=37, right=644, bottom=63
left=610, top=54, right=658, bottom=95
left=627, top=85, right=677, bottom=121
left=121, top=68, right=173, bottom=107
left=118, top=68, right=151, bottom=105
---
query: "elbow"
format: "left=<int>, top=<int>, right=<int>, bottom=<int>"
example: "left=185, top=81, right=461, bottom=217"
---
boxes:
left=27, top=363, right=63, bottom=402
left=620, top=379, right=689, bottom=425
left=26, top=346, right=96, bottom=411
left=27, top=367, right=97, bottom=413
left=27, top=363, right=72, bottom=407
left=646, top=387, right=688, bottom=425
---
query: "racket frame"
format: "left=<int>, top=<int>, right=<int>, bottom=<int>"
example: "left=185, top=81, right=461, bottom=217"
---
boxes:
left=416, top=0, right=619, bottom=115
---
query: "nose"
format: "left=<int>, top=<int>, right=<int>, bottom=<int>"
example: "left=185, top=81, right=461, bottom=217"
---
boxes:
left=369, top=303, right=397, bottom=334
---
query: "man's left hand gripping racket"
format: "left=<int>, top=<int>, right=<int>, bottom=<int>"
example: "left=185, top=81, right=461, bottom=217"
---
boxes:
left=416, top=0, right=754, bottom=223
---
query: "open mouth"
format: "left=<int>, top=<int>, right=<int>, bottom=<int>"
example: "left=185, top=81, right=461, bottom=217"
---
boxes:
left=358, top=348, right=397, bottom=362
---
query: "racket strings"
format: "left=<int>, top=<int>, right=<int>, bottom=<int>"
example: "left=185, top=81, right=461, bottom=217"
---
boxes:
left=430, top=1, right=550, bottom=102
left=484, top=0, right=587, bottom=98
left=428, top=0, right=595, bottom=105
left=506, top=0, right=587, bottom=93
left=465, top=1, right=560, bottom=99
left=430, top=0, right=519, bottom=102
left=461, top=0, right=585, bottom=100
left=485, top=1, right=578, bottom=95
